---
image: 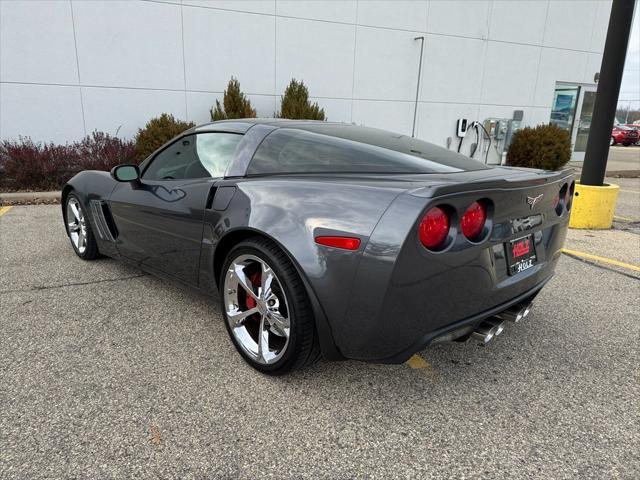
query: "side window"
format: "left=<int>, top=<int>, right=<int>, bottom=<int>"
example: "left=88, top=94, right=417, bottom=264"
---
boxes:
left=143, top=134, right=198, bottom=180
left=195, top=132, right=243, bottom=178
left=143, top=132, right=242, bottom=180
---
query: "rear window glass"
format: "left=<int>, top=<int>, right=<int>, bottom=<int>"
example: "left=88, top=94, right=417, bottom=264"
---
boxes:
left=247, top=128, right=484, bottom=175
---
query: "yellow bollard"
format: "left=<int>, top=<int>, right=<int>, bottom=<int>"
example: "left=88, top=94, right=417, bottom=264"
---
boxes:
left=569, top=182, right=620, bottom=229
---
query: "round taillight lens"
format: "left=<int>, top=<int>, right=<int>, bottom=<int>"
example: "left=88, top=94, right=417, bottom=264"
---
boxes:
left=566, top=181, right=575, bottom=210
left=419, top=207, right=450, bottom=250
left=558, top=183, right=568, bottom=215
left=461, top=201, right=486, bottom=240
left=553, top=191, right=562, bottom=215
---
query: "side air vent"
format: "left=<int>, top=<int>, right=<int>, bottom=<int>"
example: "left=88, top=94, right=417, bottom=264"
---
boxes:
left=89, top=200, right=117, bottom=242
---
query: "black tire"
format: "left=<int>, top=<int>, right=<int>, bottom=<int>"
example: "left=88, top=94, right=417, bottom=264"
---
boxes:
left=64, top=193, right=100, bottom=260
left=220, top=237, right=320, bottom=375
left=622, top=142, right=631, bottom=146
left=610, top=136, right=616, bottom=146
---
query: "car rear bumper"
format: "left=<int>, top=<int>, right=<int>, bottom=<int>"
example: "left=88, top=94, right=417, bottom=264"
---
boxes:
left=375, top=275, right=552, bottom=364
left=337, top=234, right=563, bottom=363
left=616, top=133, right=639, bottom=143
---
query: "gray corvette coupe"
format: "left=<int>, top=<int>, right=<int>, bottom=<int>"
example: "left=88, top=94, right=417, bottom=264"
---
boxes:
left=62, top=119, right=573, bottom=374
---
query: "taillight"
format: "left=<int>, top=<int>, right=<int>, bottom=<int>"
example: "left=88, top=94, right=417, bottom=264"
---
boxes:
left=554, top=190, right=562, bottom=215
left=419, top=206, right=450, bottom=250
left=557, top=183, right=568, bottom=215
left=566, top=181, right=575, bottom=210
left=461, top=201, right=486, bottom=240
left=315, top=236, right=361, bottom=250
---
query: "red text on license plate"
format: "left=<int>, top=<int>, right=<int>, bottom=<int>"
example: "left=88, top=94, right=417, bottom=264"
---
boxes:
left=511, top=237, right=531, bottom=259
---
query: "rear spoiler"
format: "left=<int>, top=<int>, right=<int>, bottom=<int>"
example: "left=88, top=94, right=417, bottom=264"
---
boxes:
left=407, top=168, right=573, bottom=199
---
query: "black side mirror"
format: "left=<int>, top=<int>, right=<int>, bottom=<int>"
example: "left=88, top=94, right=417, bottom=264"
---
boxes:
left=111, top=164, right=140, bottom=182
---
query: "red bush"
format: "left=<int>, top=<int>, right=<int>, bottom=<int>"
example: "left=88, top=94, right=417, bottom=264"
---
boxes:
left=0, top=132, right=136, bottom=191
left=76, top=131, right=137, bottom=171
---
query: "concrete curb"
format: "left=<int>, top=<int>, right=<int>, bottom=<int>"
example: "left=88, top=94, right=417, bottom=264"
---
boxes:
left=0, top=191, right=61, bottom=205
left=606, top=170, right=640, bottom=178
left=567, top=167, right=640, bottom=179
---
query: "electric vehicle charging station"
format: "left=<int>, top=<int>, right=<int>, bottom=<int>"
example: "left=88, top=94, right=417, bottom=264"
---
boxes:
left=453, top=110, right=524, bottom=166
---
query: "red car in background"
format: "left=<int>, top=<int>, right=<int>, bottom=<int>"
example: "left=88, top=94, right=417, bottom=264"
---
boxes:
left=611, top=125, right=639, bottom=146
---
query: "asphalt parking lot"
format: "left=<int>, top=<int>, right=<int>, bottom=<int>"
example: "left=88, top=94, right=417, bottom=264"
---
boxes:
left=1, top=193, right=639, bottom=479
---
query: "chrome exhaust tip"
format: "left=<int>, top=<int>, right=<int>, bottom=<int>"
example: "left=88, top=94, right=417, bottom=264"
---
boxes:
left=471, top=318, right=505, bottom=345
left=496, top=302, right=533, bottom=323
left=490, top=319, right=506, bottom=337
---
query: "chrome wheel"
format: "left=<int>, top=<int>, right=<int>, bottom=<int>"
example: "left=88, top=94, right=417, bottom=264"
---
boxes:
left=223, top=254, right=291, bottom=365
left=66, top=197, right=88, bottom=254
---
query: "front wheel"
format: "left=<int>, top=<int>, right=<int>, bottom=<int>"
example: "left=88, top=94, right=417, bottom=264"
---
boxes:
left=610, top=136, right=616, bottom=146
left=622, top=142, right=631, bottom=146
left=220, top=237, right=319, bottom=375
left=64, top=193, right=99, bottom=260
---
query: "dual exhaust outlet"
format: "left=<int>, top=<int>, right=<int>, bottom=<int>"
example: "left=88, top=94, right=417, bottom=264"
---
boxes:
left=471, top=302, right=533, bottom=345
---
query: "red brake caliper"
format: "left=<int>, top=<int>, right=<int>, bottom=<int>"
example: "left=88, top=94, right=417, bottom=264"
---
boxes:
left=244, top=270, right=262, bottom=310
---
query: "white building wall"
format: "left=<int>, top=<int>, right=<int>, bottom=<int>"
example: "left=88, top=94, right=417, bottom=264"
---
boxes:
left=0, top=0, right=611, bottom=146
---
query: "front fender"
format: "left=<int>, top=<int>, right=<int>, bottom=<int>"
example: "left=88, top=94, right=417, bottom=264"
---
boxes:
left=62, top=170, right=118, bottom=256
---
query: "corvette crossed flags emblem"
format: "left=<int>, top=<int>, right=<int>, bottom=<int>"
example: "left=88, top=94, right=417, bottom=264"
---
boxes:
left=526, top=194, right=544, bottom=210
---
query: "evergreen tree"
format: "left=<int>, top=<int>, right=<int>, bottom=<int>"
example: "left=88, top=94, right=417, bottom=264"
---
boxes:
left=211, top=77, right=257, bottom=121
left=134, top=114, right=194, bottom=162
left=277, top=79, right=326, bottom=120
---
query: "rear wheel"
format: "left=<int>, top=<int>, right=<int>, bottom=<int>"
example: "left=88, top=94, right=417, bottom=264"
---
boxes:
left=64, top=193, right=99, bottom=260
left=220, top=237, right=319, bottom=374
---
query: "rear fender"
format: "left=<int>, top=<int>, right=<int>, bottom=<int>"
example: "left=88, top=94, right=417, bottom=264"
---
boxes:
left=203, top=179, right=403, bottom=359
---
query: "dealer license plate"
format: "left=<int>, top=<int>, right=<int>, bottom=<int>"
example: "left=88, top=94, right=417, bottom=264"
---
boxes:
left=506, top=234, right=537, bottom=275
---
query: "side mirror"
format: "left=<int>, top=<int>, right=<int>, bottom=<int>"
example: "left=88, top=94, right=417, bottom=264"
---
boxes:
left=111, top=164, right=140, bottom=182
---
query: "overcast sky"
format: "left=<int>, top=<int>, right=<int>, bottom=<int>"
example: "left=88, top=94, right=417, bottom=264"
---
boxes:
left=619, top=7, right=639, bottom=110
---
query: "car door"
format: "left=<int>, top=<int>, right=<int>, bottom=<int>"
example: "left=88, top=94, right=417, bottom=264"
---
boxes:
left=109, top=131, right=244, bottom=285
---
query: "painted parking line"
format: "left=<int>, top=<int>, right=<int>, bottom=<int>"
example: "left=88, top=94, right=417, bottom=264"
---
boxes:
left=0, top=206, right=13, bottom=217
left=619, top=189, right=640, bottom=194
left=406, top=354, right=431, bottom=369
left=561, top=248, right=640, bottom=273
left=614, top=215, right=638, bottom=222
